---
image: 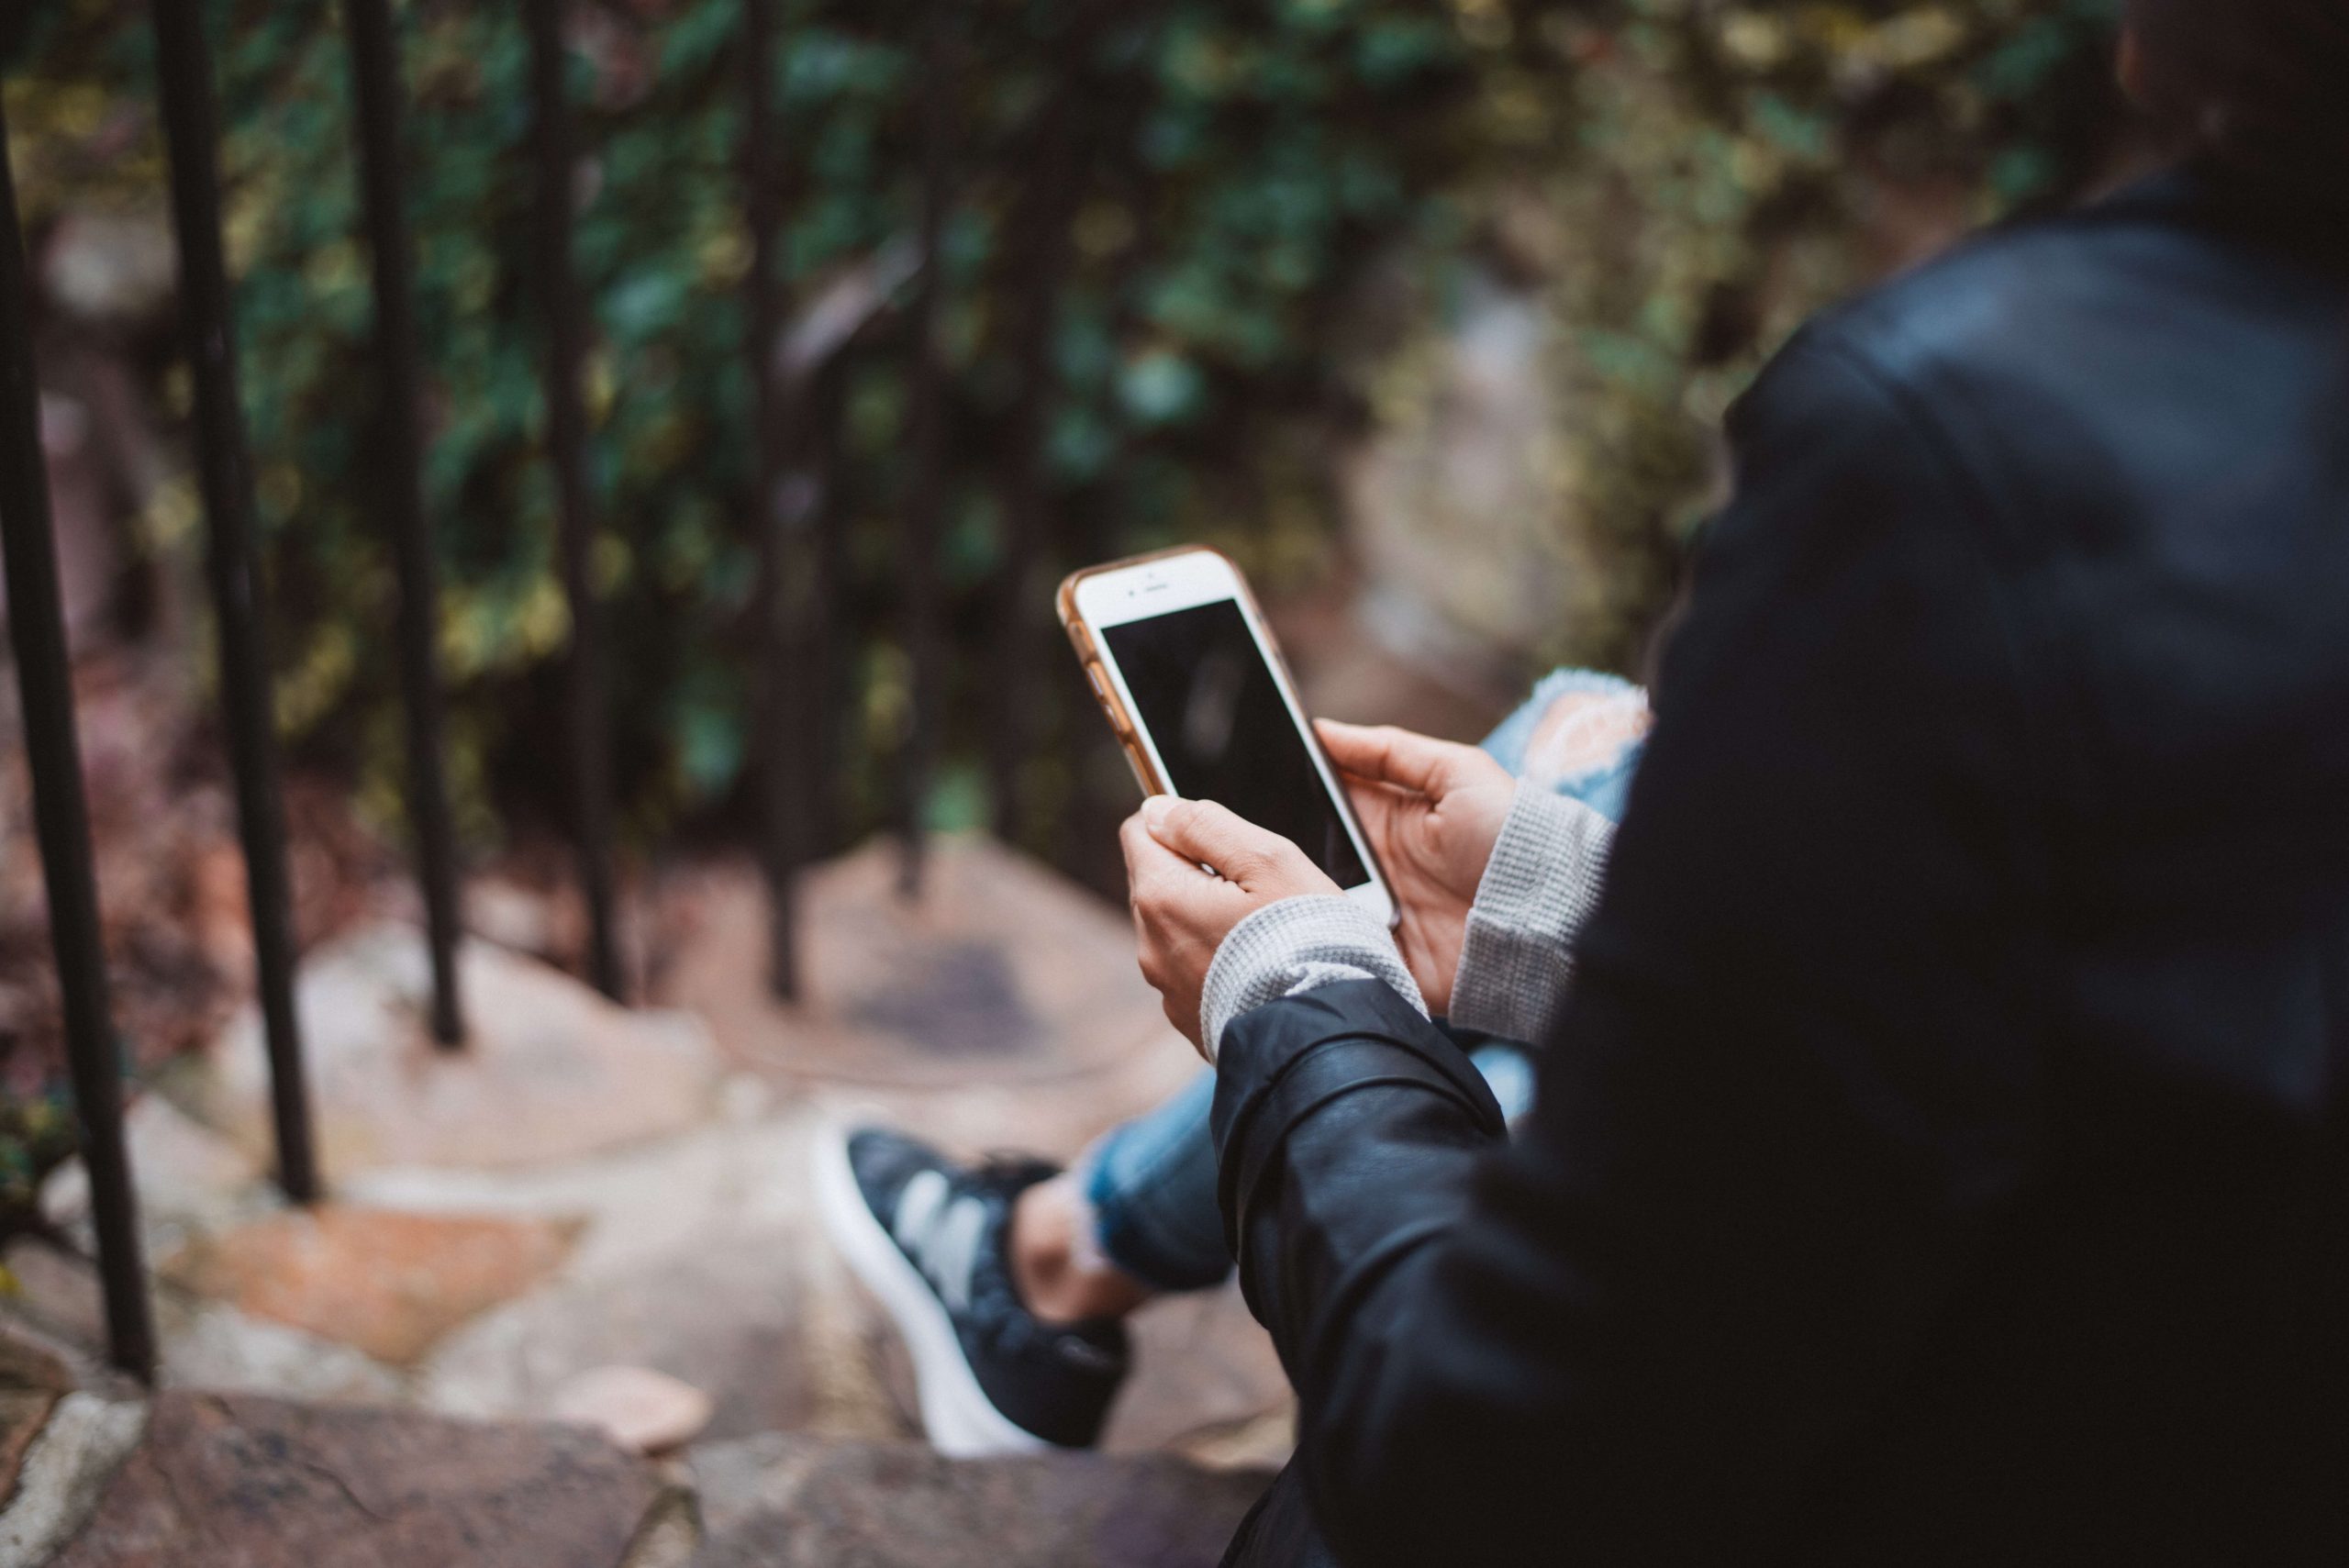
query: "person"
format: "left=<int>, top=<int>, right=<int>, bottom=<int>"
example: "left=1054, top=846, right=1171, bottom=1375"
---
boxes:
left=816, top=673, right=1653, bottom=1455
left=1110, top=3, right=2349, bottom=1562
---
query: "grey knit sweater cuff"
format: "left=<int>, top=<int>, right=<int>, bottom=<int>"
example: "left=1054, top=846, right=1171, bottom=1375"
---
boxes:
left=1450, top=783, right=1615, bottom=1044
left=1198, top=895, right=1426, bottom=1062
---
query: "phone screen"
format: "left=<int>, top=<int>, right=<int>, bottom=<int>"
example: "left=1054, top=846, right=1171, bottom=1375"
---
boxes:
left=1101, top=599, right=1370, bottom=888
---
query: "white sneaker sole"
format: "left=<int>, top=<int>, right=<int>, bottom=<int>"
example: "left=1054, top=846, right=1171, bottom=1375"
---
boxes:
left=813, top=1124, right=1052, bottom=1460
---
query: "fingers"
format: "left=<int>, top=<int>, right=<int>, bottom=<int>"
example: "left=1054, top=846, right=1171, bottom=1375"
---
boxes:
left=1119, top=806, right=1194, bottom=890
left=1140, top=795, right=1302, bottom=887
left=1340, top=773, right=1402, bottom=836
left=1316, top=720, right=1483, bottom=798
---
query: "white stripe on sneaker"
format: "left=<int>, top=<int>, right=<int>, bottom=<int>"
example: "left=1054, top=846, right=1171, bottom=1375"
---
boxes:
left=888, top=1171, right=989, bottom=1317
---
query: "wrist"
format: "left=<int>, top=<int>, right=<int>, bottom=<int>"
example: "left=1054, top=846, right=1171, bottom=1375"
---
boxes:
left=1200, top=895, right=1426, bottom=1062
left=1450, top=784, right=1616, bottom=1042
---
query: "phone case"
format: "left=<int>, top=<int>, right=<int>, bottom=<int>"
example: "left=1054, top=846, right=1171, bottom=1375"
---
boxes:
left=1054, top=545, right=1332, bottom=803
left=1057, top=546, right=1396, bottom=916
left=1056, top=547, right=1205, bottom=795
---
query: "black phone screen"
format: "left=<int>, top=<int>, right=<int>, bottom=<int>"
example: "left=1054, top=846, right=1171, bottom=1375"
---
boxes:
left=1101, top=599, right=1370, bottom=888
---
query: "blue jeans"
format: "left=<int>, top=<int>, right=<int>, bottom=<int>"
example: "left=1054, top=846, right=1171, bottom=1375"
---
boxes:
left=1079, top=671, right=1647, bottom=1293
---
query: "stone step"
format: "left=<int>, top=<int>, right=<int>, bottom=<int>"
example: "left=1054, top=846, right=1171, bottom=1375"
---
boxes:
left=189, top=922, right=729, bottom=1181
left=651, top=837, right=1191, bottom=1117
left=6, top=833, right=1293, bottom=1563
left=0, top=1355, right=1271, bottom=1568
left=689, top=1431, right=1271, bottom=1568
left=27, top=1391, right=671, bottom=1568
left=12, top=1090, right=1294, bottom=1471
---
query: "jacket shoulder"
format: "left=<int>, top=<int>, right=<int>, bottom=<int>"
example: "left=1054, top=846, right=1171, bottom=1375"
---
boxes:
left=1789, top=204, right=2169, bottom=402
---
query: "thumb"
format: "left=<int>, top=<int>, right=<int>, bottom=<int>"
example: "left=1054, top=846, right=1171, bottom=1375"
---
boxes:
left=1317, top=720, right=1475, bottom=798
left=1142, top=796, right=1294, bottom=884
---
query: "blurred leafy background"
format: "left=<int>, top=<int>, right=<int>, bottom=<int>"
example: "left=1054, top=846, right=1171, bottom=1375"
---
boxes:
left=6, top=0, right=2130, bottom=863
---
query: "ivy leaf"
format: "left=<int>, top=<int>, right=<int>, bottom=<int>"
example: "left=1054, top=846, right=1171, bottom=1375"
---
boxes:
left=1119, top=350, right=1208, bottom=426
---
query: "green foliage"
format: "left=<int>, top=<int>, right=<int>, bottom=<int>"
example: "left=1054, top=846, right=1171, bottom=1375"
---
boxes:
left=13, top=0, right=1497, bottom=851
left=4, top=0, right=2127, bottom=850
left=0, top=1081, right=75, bottom=1240
left=1495, top=0, right=2127, bottom=670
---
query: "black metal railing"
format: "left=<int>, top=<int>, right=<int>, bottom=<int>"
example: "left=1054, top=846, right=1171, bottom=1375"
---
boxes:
left=744, top=0, right=802, bottom=1002
left=987, top=2, right=1096, bottom=849
left=0, top=0, right=1032, bottom=1382
left=894, top=3, right=957, bottom=900
left=150, top=0, right=320, bottom=1207
left=526, top=0, right=627, bottom=1005
left=343, top=0, right=467, bottom=1048
left=0, top=83, right=157, bottom=1383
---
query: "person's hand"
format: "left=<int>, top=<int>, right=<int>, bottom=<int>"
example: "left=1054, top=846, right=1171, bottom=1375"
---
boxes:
left=1316, top=720, right=1516, bottom=1014
left=1121, top=795, right=1341, bottom=1053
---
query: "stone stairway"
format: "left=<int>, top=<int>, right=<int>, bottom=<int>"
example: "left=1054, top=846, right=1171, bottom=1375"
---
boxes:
left=0, top=1365, right=1270, bottom=1567
left=0, top=835, right=1287, bottom=1566
left=1, top=1370, right=1269, bottom=1567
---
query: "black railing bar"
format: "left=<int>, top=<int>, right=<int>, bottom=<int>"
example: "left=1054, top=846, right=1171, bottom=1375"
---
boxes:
left=751, top=479, right=813, bottom=1004
left=150, top=0, right=320, bottom=1205
left=809, top=359, right=852, bottom=860
left=751, top=245, right=915, bottom=997
left=989, top=4, right=1097, bottom=842
left=896, top=1, right=957, bottom=899
left=525, top=0, right=625, bottom=1003
left=342, top=0, right=465, bottom=1047
left=743, top=0, right=798, bottom=1000
left=0, top=86, right=158, bottom=1383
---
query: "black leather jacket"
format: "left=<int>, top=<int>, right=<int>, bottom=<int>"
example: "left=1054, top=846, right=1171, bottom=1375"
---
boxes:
left=1211, top=169, right=2349, bottom=1566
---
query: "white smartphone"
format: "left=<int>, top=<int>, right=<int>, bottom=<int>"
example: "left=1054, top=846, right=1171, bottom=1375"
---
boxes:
left=1059, top=546, right=1397, bottom=928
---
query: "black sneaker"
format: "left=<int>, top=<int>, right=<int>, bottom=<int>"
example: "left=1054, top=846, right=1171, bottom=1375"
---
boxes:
left=815, top=1124, right=1130, bottom=1456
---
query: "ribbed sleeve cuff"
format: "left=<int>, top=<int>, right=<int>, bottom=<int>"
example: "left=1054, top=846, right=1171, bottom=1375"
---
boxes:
left=1450, top=783, right=1615, bottom=1044
left=1198, top=895, right=1426, bottom=1062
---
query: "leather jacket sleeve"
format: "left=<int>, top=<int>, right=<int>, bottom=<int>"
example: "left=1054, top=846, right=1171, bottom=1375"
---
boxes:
left=1210, top=328, right=2049, bottom=1566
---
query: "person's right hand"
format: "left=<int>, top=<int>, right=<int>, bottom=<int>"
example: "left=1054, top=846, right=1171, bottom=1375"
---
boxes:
left=1316, top=720, right=1517, bottom=1014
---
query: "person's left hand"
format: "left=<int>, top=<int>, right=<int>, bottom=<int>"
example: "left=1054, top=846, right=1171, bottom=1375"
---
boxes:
left=1121, top=795, right=1341, bottom=1052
